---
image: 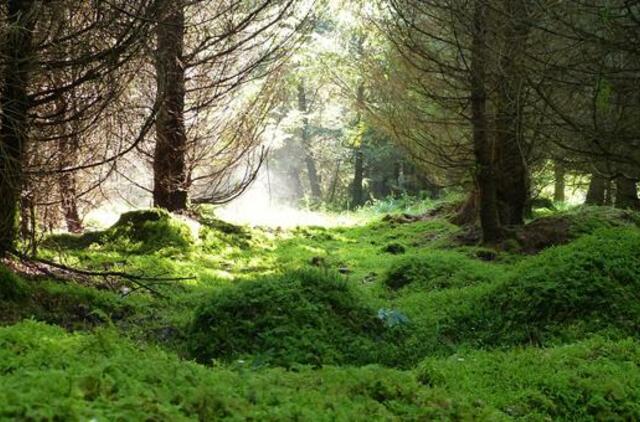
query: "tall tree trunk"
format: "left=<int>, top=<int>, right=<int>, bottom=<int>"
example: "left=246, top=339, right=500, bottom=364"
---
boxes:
left=328, top=160, right=341, bottom=204
left=495, top=0, right=530, bottom=226
left=351, top=83, right=365, bottom=208
left=55, top=77, right=83, bottom=233
left=0, top=0, right=36, bottom=255
left=615, top=176, right=640, bottom=210
left=153, top=0, right=188, bottom=212
left=297, top=82, right=322, bottom=200
left=59, top=145, right=83, bottom=233
left=553, top=161, right=565, bottom=202
left=471, top=0, right=500, bottom=244
left=585, top=173, right=606, bottom=205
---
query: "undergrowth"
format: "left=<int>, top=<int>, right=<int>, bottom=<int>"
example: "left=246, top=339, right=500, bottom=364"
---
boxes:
left=2, top=202, right=640, bottom=419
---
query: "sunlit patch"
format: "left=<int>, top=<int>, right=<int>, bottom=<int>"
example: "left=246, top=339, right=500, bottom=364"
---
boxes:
left=217, top=183, right=361, bottom=228
left=173, top=215, right=202, bottom=243
left=83, top=202, right=134, bottom=230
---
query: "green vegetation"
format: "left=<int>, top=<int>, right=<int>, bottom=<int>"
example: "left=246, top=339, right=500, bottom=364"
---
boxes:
left=2, top=201, right=640, bottom=419
left=448, top=228, right=640, bottom=348
left=188, top=269, right=387, bottom=367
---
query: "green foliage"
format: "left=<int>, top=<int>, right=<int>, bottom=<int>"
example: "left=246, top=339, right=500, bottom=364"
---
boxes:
left=417, top=336, right=640, bottom=420
left=452, top=228, right=640, bottom=346
left=188, top=269, right=388, bottom=367
left=384, top=251, right=496, bottom=291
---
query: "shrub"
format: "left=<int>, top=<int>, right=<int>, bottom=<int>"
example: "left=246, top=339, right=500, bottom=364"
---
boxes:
left=383, top=251, right=496, bottom=291
left=188, top=269, right=387, bottom=367
left=451, top=228, right=640, bottom=346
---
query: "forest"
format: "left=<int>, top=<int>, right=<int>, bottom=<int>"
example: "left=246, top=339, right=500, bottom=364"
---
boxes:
left=1, top=0, right=640, bottom=420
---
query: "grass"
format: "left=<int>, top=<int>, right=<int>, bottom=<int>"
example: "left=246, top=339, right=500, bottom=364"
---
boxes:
left=2, top=199, right=640, bottom=419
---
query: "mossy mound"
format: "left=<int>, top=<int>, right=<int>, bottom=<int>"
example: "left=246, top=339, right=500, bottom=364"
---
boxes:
left=417, top=336, right=640, bottom=420
left=453, top=227, right=640, bottom=345
left=188, top=269, right=387, bottom=367
left=384, top=251, right=496, bottom=291
left=43, top=209, right=193, bottom=253
left=105, top=209, right=193, bottom=251
left=198, top=215, right=253, bottom=251
left=1, top=270, right=133, bottom=328
left=512, top=206, right=640, bottom=253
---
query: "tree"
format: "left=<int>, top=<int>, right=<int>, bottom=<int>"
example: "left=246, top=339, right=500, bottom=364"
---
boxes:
left=149, top=0, right=310, bottom=211
left=0, top=0, right=38, bottom=254
left=1, top=0, right=158, bottom=254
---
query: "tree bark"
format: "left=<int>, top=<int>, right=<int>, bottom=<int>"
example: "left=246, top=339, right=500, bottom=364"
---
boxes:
left=54, top=77, right=83, bottom=233
left=297, top=82, right=322, bottom=200
left=494, top=0, right=530, bottom=226
left=351, top=83, right=365, bottom=208
left=153, top=0, right=188, bottom=212
left=0, top=0, right=37, bottom=255
left=59, top=150, right=83, bottom=233
left=553, top=161, right=565, bottom=202
left=471, top=0, right=500, bottom=244
left=585, top=173, right=607, bottom=205
left=615, top=176, right=640, bottom=210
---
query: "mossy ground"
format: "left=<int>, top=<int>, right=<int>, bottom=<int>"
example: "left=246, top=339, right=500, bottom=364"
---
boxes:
left=2, top=200, right=640, bottom=419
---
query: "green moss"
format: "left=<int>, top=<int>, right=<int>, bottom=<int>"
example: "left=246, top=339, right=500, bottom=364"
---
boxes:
left=417, top=336, right=640, bottom=420
left=43, top=209, right=194, bottom=254
left=0, top=265, right=29, bottom=302
left=188, top=269, right=388, bottom=367
left=105, top=209, right=193, bottom=252
left=0, top=321, right=499, bottom=420
left=384, top=250, right=497, bottom=291
left=451, top=227, right=640, bottom=346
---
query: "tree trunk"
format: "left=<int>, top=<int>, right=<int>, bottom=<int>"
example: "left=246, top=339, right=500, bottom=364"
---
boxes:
left=54, top=77, right=83, bottom=233
left=153, top=0, right=188, bottom=212
left=59, top=160, right=83, bottom=233
left=328, top=160, right=341, bottom=204
left=585, top=173, right=606, bottom=205
left=494, top=0, right=530, bottom=226
left=470, top=0, right=500, bottom=244
left=351, top=83, right=365, bottom=208
left=0, top=0, right=36, bottom=255
left=553, top=161, right=565, bottom=202
left=297, top=82, right=322, bottom=200
left=615, top=177, right=640, bottom=210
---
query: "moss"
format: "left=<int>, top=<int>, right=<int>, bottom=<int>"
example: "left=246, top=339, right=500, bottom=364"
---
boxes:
left=0, top=265, right=29, bottom=302
left=451, top=227, right=640, bottom=346
left=381, top=242, right=406, bottom=254
left=416, top=336, right=640, bottom=420
left=188, top=269, right=388, bottom=367
left=384, top=250, right=497, bottom=291
left=104, top=209, right=193, bottom=252
left=43, top=209, right=194, bottom=254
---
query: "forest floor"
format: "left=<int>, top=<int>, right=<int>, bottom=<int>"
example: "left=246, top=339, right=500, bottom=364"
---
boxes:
left=2, top=198, right=640, bottom=420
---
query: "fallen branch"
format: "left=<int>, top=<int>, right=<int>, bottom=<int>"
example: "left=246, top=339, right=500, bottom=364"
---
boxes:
left=9, top=250, right=195, bottom=299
